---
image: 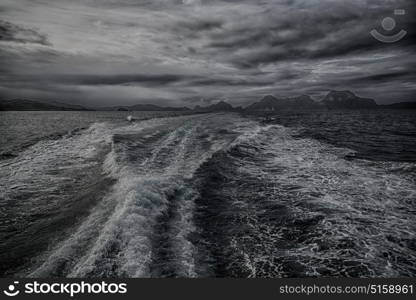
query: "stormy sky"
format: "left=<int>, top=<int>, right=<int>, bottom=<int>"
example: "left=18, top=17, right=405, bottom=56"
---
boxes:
left=0, top=0, right=415, bottom=107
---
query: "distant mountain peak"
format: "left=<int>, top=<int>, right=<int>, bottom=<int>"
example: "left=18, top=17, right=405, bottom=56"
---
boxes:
left=326, top=90, right=357, bottom=100
left=244, top=90, right=381, bottom=112
left=246, top=94, right=316, bottom=111
left=260, top=95, right=278, bottom=101
left=295, top=94, right=313, bottom=100
left=193, top=100, right=236, bottom=112
left=323, top=90, right=377, bottom=109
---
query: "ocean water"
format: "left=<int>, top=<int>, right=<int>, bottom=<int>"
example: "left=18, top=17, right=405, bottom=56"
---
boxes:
left=0, top=110, right=415, bottom=277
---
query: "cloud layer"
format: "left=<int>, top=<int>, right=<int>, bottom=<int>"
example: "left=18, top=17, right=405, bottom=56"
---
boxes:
left=0, top=0, right=415, bottom=106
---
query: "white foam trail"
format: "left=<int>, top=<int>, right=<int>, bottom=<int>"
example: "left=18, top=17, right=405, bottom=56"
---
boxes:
left=227, top=124, right=416, bottom=276
left=68, top=119, right=201, bottom=276
left=0, top=122, right=113, bottom=208
left=27, top=114, right=257, bottom=277
left=20, top=113, right=416, bottom=277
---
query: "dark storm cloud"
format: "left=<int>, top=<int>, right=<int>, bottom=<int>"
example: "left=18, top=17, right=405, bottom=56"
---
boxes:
left=206, top=10, right=364, bottom=52
left=354, top=70, right=415, bottom=82
left=54, top=74, right=189, bottom=86
left=1, top=71, right=275, bottom=89
left=175, top=18, right=223, bottom=32
left=0, top=20, right=50, bottom=45
left=202, top=1, right=415, bottom=69
left=185, top=76, right=275, bottom=87
left=0, top=0, right=415, bottom=105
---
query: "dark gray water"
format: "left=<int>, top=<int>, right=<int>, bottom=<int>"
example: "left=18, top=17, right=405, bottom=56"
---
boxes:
left=0, top=110, right=415, bottom=277
left=258, top=110, right=416, bottom=162
left=0, top=111, right=190, bottom=159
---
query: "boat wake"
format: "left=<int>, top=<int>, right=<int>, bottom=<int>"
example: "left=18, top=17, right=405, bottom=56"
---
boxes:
left=0, top=113, right=415, bottom=277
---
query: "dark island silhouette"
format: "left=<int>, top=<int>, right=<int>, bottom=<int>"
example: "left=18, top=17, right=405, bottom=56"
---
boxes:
left=0, top=99, right=92, bottom=111
left=1, top=90, right=415, bottom=111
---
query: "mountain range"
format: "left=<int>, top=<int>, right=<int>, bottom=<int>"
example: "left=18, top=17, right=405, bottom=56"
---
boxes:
left=99, top=104, right=191, bottom=112
left=0, top=99, right=92, bottom=111
left=246, top=94, right=318, bottom=111
left=1, top=91, right=415, bottom=111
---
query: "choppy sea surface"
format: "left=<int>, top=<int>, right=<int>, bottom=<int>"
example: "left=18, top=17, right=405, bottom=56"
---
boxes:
left=0, top=110, right=415, bottom=277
